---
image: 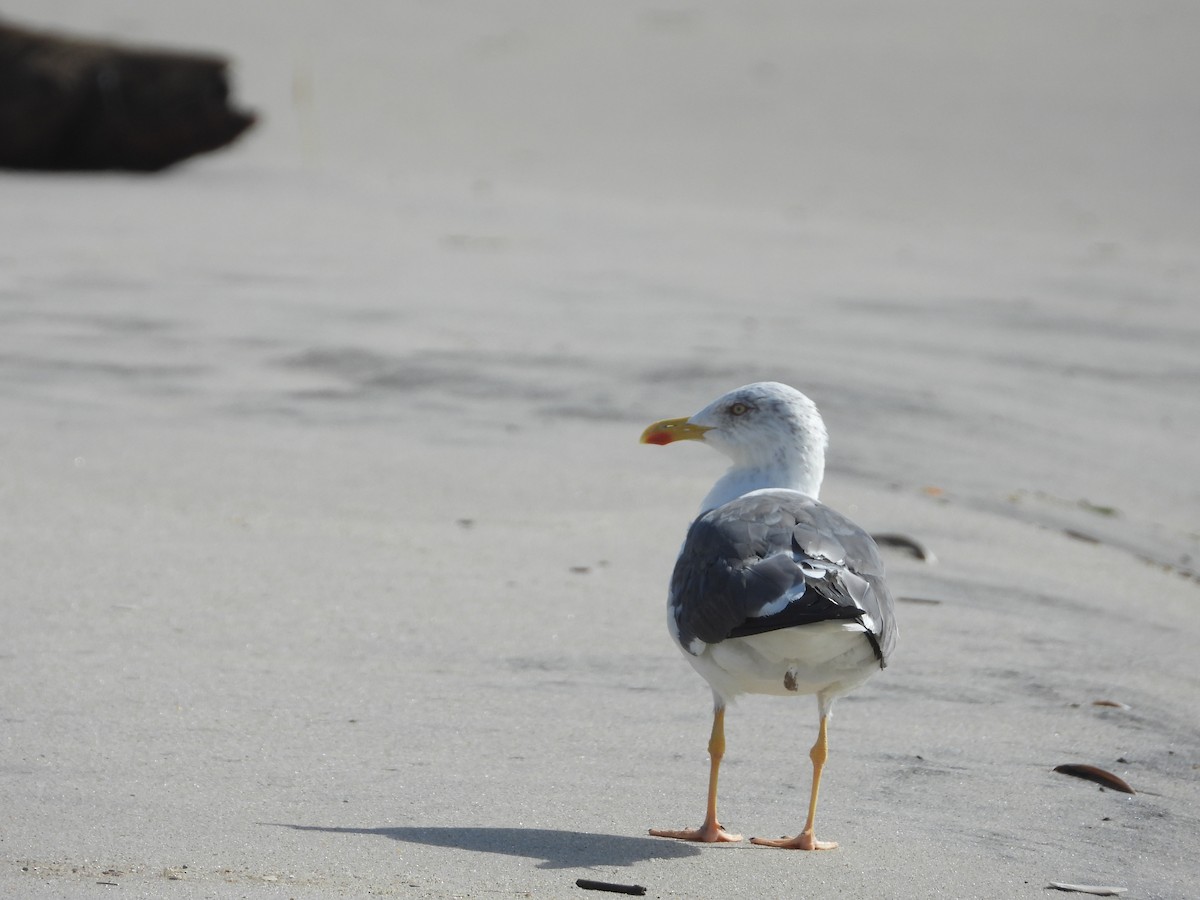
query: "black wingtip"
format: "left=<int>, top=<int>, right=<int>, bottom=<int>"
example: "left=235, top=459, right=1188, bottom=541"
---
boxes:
left=861, top=616, right=885, bottom=667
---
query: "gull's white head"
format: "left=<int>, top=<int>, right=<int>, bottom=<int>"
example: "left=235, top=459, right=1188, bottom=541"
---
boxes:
left=641, top=382, right=829, bottom=511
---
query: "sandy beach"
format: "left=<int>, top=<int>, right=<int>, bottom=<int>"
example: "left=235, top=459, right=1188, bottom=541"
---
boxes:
left=2, top=2, right=1198, bottom=898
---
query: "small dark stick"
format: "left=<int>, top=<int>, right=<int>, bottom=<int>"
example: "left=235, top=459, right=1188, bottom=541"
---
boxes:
left=897, top=595, right=943, bottom=605
left=870, top=532, right=936, bottom=562
left=576, top=878, right=648, bottom=896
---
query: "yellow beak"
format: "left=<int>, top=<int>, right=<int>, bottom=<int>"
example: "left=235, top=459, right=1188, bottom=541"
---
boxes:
left=640, top=416, right=712, bottom=446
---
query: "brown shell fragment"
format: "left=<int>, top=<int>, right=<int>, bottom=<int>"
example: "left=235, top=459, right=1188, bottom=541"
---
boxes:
left=1053, top=764, right=1135, bottom=794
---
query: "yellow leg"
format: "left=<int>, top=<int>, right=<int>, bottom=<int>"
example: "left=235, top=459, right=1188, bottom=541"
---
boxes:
left=650, top=705, right=743, bottom=843
left=751, top=714, right=839, bottom=850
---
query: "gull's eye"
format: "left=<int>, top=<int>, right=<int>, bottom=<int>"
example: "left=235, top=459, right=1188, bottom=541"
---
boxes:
left=729, top=402, right=749, bottom=416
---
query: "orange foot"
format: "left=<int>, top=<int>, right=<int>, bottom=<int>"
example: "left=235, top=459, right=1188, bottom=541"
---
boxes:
left=649, top=822, right=743, bottom=843
left=751, top=832, right=838, bottom=851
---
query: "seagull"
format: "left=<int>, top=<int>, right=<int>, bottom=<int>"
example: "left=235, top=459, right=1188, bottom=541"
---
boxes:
left=640, top=382, right=896, bottom=850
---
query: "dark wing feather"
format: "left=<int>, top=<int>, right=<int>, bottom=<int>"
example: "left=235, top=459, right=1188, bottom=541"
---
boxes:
left=669, top=489, right=896, bottom=666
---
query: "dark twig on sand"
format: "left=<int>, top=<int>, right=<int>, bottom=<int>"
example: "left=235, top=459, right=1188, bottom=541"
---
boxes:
left=1047, top=882, right=1127, bottom=896
left=576, top=879, right=648, bottom=896
left=871, top=532, right=936, bottom=562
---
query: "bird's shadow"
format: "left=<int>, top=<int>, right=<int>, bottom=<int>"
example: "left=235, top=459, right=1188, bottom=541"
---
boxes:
left=267, top=823, right=700, bottom=869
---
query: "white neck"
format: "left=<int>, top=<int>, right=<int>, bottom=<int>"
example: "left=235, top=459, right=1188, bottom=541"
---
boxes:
left=699, top=453, right=825, bottom=513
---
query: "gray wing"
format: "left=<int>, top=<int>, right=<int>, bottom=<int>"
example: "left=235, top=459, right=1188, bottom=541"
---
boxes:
left=669, top=489, right=896, bottom=667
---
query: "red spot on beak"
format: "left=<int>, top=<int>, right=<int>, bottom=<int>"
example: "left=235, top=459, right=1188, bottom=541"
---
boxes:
left=644, top=430, right=674, bottom=446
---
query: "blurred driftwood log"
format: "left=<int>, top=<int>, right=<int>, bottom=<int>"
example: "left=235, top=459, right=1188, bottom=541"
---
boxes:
left=0, top=18, right=255, bottom=171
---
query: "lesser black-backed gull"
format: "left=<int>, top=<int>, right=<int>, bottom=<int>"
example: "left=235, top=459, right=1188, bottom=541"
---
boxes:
left=641, top=382, right=896, bottom=850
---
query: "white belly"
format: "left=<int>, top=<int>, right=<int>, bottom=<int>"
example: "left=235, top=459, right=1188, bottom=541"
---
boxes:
left=686, top=621, right=880, bottom=703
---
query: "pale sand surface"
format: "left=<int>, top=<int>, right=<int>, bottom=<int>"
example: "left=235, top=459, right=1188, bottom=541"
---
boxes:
left=2, top=3, right=1199, bottom=898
